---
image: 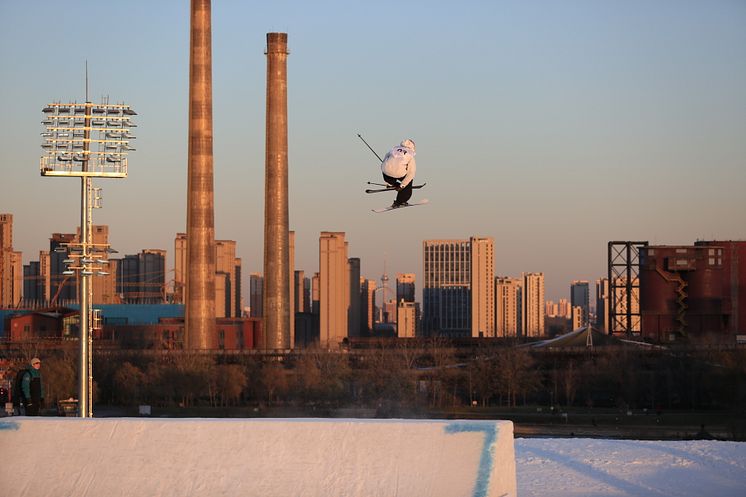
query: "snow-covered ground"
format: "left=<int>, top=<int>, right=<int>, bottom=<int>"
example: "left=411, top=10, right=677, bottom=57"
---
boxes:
left=516, top=438, right=746, bottom=497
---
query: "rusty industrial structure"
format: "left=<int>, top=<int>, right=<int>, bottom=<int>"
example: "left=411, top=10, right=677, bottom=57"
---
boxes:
left=263, top=32, right=291, bottom=349
left=185, top=0, right=216, bottom=349
left=608, top=241, right=647, bottom=336
left=639, top=240, right=745, bottom=342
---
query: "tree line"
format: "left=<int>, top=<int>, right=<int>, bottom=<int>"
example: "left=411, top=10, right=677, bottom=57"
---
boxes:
left=9, top=341, right=746, bottom=414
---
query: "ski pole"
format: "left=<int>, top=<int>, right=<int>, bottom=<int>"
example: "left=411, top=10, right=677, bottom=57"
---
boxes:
left=357, top=133, right=383, bottom=163
left=367, top=181, right=389, bottom=187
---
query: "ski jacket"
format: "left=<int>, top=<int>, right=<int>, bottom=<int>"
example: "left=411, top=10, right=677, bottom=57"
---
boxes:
left=380, top=145, right=416, bottom=188
left=21, top=367, right=43, bottom=402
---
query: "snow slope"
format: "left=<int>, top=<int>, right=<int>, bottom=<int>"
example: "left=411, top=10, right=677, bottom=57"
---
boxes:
left=516, top=437, right=746, bottom=497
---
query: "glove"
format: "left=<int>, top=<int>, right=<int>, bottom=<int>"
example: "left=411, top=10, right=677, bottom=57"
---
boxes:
left=395, top=185, right=402, bottom=191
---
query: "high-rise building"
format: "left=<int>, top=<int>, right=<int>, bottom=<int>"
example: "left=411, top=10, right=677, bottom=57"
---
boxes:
left=495, top=276, right=521, bottom=337
left=397, top=301, right=417, bottom=338
left=311, top=272, right=320, bottom=315
left=288, top=231, right=295, bottom=348
left=396, top=273, right=416, bottom=303
left=319, top=232, right=348, bottom=348
left=174, top=233, right=187, bottom=304
left=422, top=237, right=494, bottom=337
left=571, top=305, right=584, bottom=330
left=23, top=260, right=43, bottom=304
left=348, top=258, right=361, bottom=338
left=294, top=270, right=306, bottom=315
left=570, top=280, right=590, bottom=326
left=176, top=233, right=240, bottom=316
left=0, top=214, right=23, bottom=308
left=116, top=249, right=166, bottom=304
left=249, top=273, right=263, bottom=318
left=522, top=272, right=545, bottom=337
left=360, top=278, right=376, bottom=335
left=49, top=232, right=77, bottom=305
left=558, top=298, right=572, bottom=319
left=596, top=278, right=610, bottom=333
left=215, top=240, right=241, bottom=318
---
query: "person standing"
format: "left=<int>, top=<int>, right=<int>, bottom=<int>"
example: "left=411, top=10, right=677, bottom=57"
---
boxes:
left=0, top=380, right=9, bottom=416
left=20, top=357, right=44, bottom=416
left=380, top=138, right=417, bottom=208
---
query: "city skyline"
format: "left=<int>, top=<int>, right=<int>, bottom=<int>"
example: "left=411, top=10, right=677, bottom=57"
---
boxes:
left=1, top=1, right=744, bottom=303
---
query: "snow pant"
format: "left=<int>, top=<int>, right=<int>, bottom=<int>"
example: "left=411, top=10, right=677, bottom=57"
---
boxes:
left=383, top=173, right=413, bottom=205
left=22, top=398, right=40, bottom=416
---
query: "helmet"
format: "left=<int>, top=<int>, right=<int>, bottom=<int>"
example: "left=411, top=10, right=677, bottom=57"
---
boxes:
left=400, top=139, right=415, bottom=151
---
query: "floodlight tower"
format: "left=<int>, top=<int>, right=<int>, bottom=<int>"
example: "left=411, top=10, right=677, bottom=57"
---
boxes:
left=40, top=98, right=136, bottom=417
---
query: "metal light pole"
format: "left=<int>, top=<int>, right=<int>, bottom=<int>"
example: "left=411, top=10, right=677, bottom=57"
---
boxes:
left=40, top=99, right=136, bottom=417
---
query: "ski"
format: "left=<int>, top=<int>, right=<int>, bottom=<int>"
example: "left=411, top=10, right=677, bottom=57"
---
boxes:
left=365, top=182, right=426, bottom=194
left=372, top=198, right=429, bottom=213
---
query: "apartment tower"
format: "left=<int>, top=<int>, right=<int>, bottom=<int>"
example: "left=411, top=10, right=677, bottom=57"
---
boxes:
left=522, top=272, right=545, bottom=337
left=0, top=214, right=22, bottom=308
left=495, top=276, right=521, bottom=337
left=319, top=232, right=348, bottom=348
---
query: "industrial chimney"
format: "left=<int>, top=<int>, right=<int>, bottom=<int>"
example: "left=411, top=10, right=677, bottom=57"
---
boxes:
left=185, top=0, right=216, bottom=349
left=263, top=32, right=290, bottom=349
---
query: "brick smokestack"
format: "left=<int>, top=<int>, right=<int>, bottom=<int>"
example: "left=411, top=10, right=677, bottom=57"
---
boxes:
left=185, top=0, right=216, bottom=349
left=263, top=32, right=290, bottom=349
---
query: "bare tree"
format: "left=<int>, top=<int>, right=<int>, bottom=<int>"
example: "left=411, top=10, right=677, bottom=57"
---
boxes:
left=112, top=361, right=146, bottom=405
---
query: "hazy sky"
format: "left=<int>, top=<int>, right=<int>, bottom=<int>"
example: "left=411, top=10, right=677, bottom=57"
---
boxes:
left=1, top=0, right=744, bottom=302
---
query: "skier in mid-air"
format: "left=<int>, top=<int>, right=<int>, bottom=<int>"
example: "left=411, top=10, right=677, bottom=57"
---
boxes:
left=380, top=138, right=417, bottom=208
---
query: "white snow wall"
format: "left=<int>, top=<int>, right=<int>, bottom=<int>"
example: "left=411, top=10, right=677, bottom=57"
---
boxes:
left=0, top=417, right=516, bottom=497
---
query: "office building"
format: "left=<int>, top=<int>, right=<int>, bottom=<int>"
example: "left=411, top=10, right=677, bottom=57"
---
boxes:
left=422, top=237, right=494, bottom=338
left=522, top=272, right=545, bottom=337
left=116, top=249, right=166, bottom=304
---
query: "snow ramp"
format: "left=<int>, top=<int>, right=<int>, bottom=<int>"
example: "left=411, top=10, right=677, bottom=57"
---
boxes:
left=1, top=417, right=516, bottom=497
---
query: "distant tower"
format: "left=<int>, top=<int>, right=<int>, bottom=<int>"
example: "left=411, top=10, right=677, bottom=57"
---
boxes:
left=185, top=0, right=216, bottom=349
left=522, top=272, right=545, bottom=337
left=263, top=32, right=290, bottom=349
left=319, top=232, right=348, bottom=348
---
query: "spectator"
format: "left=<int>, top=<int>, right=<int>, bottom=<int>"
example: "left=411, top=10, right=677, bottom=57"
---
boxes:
left=0, top=381, right=9, bottom=414
left=20, top=358, right=44, bottom=416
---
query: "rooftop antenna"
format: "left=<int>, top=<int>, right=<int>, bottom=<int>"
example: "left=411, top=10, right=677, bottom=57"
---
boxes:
left=85, top=60, right=89, bottom=102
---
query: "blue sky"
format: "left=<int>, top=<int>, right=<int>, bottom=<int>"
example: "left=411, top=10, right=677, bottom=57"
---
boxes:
left=1, top=0, right=744, bottom=302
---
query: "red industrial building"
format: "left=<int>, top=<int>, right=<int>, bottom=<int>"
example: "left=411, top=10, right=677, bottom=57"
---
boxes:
left=4, top=309, right=263, bottom=351
left=639, top=241, right=745, bottom=342
left=5, top=308, right=79, bottom=341
left=102, top=317, right=263, bottom=350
